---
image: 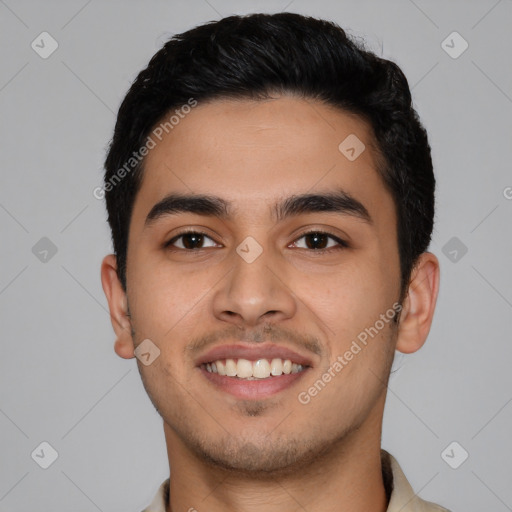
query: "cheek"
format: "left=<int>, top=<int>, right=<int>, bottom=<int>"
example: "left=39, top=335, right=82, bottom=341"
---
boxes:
left=127, top=257, right=212, bottom=340
left=311, top=258, right=391, bottom=338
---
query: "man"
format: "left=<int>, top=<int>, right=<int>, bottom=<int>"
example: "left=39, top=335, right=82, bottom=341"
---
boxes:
left=100, top=12, right=449, bottom=512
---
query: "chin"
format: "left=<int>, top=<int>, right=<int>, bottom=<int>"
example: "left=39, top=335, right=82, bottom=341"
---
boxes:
left=182, top=428, right=347, bottom=479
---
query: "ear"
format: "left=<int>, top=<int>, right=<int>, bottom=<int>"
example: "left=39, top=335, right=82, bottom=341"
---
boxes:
left=100, top=254, right=135, bottom=359
left=395, top=252, right=440, bottom=354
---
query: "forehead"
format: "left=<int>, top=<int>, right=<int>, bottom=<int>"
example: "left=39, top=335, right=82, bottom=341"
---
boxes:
left=132, top=95, right=393, bottom=226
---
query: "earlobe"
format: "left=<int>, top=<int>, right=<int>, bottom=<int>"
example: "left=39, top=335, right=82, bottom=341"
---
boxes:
left=395, top=252, right=440, bottom=354
left=100, top=254, right=135, bottom=359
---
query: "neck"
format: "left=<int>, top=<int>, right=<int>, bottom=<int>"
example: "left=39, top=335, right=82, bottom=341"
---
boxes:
left=163, top=406, right=388, bottom=512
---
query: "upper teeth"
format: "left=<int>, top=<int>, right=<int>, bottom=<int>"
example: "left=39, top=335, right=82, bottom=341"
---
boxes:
left=204, top=358, right=305, bottom=379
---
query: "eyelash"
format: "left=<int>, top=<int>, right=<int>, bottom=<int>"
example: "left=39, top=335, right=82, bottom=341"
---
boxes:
left=164, top=229, right=349, bottom=253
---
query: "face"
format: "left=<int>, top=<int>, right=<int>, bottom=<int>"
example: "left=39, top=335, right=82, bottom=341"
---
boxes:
left=113, top=95, right=405, bottom=474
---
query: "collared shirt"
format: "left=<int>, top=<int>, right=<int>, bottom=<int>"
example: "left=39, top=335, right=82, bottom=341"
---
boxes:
left=141, top=450, right=450, bottom=512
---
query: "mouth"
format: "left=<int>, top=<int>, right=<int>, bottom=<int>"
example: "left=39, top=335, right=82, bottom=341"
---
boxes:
left=196, top=344, right=313, bottom=400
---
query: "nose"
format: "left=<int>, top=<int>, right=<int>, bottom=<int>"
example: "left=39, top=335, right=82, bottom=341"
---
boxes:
left=211, top=242, right=297, bottom=328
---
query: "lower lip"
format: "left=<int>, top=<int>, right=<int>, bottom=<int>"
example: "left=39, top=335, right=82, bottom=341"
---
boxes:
left=199, top=366, right=309, bottom=400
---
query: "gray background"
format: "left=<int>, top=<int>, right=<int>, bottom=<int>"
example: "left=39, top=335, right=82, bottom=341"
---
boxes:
left=1, top=0, right=511, bottom=510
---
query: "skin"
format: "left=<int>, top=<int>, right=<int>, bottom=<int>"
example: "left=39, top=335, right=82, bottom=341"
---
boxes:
left=101, top=95, right=440, bottom=512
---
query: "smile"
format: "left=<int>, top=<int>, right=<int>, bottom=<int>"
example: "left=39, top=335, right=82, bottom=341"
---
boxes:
left=196, top=343, right=314, bottom=399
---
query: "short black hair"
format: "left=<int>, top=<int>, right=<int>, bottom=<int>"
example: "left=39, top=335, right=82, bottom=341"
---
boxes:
left=104, top=12, right=435, bottom=304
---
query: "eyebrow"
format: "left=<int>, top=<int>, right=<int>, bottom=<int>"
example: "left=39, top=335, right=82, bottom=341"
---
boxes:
left=144, top=188, right=373, bottom=227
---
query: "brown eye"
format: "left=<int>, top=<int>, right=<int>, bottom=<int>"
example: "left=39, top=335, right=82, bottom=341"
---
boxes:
left=165, top=231, right=218, bottom=250
left=292, top=231, right=348, bottom=251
